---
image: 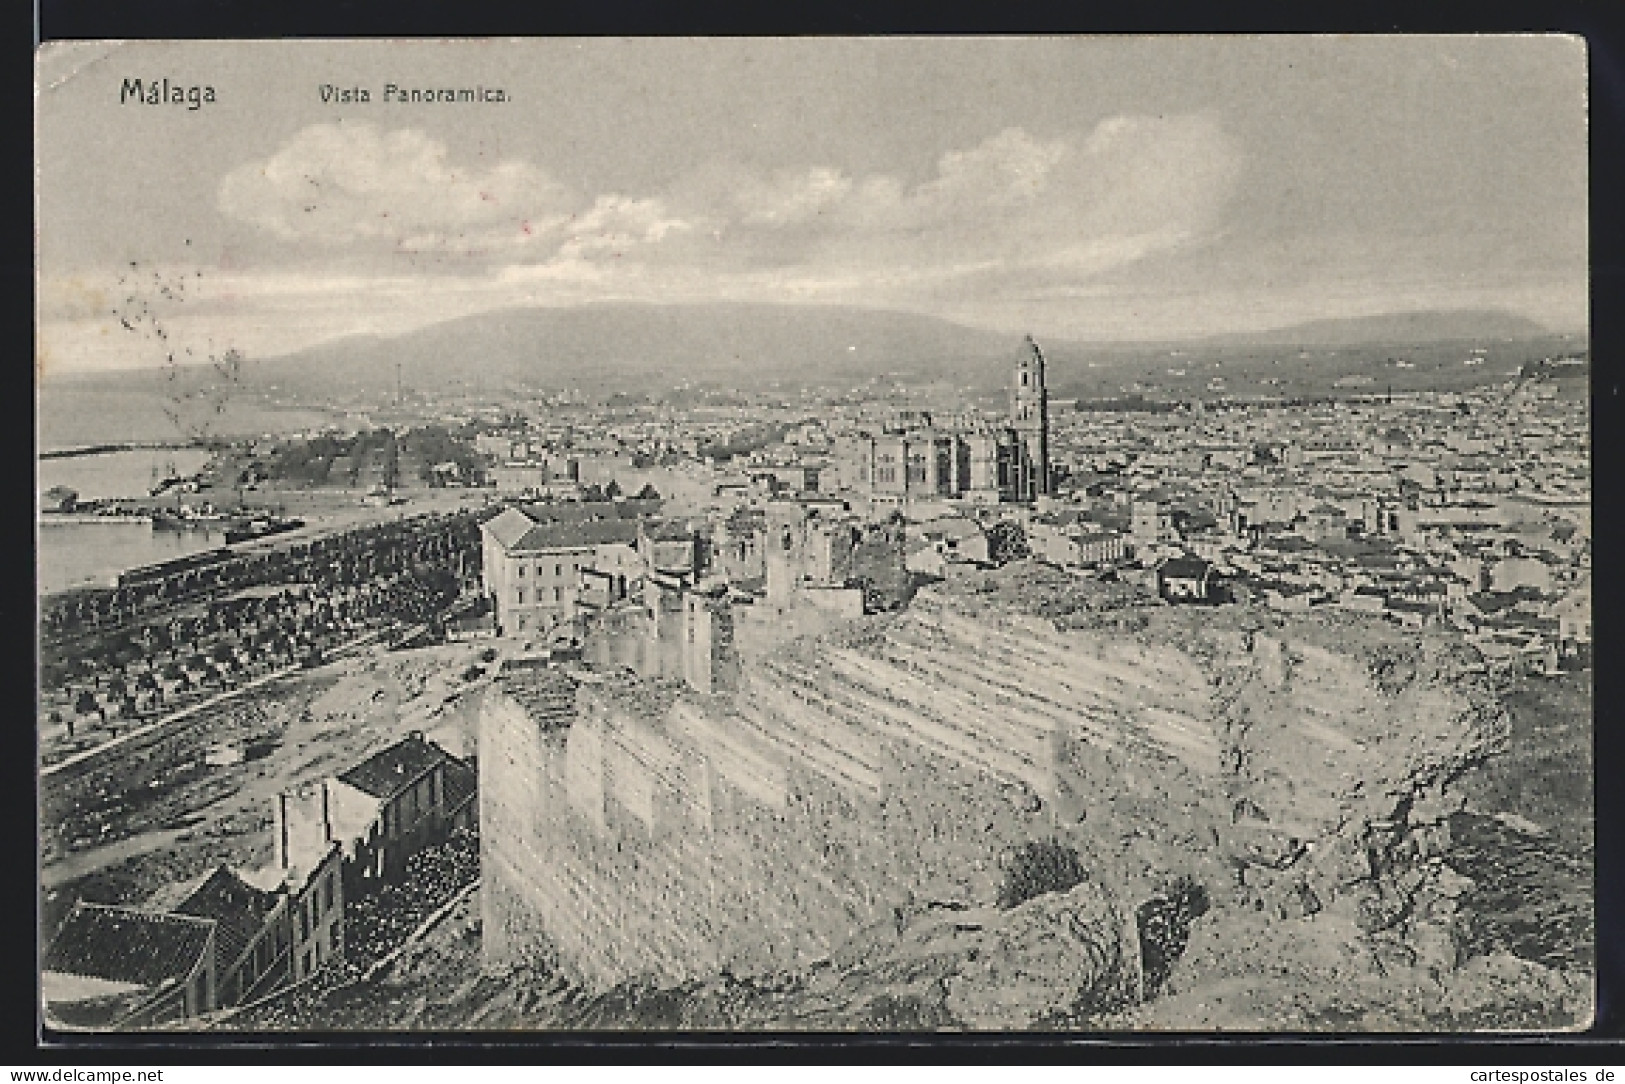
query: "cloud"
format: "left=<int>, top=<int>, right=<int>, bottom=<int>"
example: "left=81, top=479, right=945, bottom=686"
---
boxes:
left=555, top=195, right=692, bottom=261
left=219, top=115, right=1242, bottom=292
left=648, top=119, right=1243, bottom=290
left=178, top=115, right=1251, bottom=361
left=218, top=122, right=578, bottom=253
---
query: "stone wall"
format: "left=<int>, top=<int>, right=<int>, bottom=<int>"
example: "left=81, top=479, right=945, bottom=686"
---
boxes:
left=479, top=589, right=1499, bottom=995
left=482, top=590, right=1232, bottom=990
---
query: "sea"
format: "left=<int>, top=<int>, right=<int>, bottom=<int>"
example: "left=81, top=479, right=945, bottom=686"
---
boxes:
left=36, top=377, right=333, bottom=596
left=38, top=518, right=228, bottom=595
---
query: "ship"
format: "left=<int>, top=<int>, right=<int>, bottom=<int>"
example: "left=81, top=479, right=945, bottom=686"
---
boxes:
left=148, top=458, right=196, bottom=497
left=224, top=516, right=305, bottom=545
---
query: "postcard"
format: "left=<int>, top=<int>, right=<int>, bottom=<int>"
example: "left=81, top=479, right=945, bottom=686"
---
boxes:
left=35, top=36, right=1592, bottom=1034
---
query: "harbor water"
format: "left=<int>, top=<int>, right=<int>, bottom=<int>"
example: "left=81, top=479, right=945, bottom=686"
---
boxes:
left=38, top=518, right=228, bottom=595
left=37, top=447, right=224, bottom=595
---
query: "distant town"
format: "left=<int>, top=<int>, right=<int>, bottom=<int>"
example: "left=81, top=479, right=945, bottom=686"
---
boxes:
left=37, top=331, right=1592, bottom=1031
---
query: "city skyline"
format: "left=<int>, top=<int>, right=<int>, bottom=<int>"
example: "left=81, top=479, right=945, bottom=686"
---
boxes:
left=37, top=36, right=1587, bottom=374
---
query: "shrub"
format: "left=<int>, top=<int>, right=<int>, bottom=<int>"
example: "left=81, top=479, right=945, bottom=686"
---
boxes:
left=1136, top=875, right=1211, bottom=996
left=997, top=838, right=1088, bottom=909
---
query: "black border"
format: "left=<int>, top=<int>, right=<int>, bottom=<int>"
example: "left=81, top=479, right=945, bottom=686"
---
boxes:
left=18, top=0, right=1625, bottom=1064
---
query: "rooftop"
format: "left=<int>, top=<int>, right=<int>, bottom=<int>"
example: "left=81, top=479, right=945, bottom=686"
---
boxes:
left=511, top=519, right=641, bottom=552
left=1160, top=557, right=1213, bottom=579
left=159, top=866, right=282, bottom=970
left=443, top=756, right=478, bottom=812
left=485, top=500, right=662, bottom=553
left=44, top=903, right=213, bottom=990
left=337, top=734, right=453, bottom=800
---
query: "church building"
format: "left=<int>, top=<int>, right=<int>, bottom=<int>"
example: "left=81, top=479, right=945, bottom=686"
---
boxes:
left=831, top=335, right=1053, bottom=507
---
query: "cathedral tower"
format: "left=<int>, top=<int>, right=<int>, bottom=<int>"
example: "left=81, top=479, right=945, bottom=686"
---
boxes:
left=1009, top=335, right=1051, bottom=500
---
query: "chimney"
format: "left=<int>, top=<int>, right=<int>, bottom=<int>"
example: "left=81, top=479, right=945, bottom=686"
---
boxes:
left=321, top=782, right=332, bottom=845
left=277, top=792, right=290, bottom=869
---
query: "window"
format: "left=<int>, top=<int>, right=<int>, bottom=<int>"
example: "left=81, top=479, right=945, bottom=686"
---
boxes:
left=555, top=563, right=563, bottom=577
left=517, top=564, right=525, bottom=578
left=554, top=587, right=563, bottom=602
left=515, top=588, right=525, bottom=604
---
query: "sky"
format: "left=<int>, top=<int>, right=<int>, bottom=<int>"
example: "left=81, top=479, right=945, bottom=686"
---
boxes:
left=36, top=36, right=1588, bottom=373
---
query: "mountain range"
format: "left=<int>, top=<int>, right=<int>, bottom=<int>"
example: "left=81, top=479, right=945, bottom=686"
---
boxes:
left=76, top=302, right=1582, bottom=405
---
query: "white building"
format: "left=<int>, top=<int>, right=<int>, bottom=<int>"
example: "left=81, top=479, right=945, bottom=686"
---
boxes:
left=480, top=503, right=652, bottom=639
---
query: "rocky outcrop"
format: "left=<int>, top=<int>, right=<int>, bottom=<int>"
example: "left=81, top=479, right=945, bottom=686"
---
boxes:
left=942, top=878, right=1142, bottom=1028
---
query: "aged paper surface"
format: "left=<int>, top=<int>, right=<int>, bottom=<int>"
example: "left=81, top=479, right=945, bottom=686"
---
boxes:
left=36, top=37, right=1591, bottom=1032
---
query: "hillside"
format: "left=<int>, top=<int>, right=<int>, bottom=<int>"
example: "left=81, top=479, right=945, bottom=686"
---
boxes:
left=235, top=303, right=1585, bottom=400
left=231, top=302, right=1024, bottom=398
left=1195, top=309, right=1559, bottom=348
left=46, top=303, right=1584, bottom=425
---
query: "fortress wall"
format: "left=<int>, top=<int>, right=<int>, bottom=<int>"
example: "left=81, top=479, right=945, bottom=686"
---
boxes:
left=480, top=601, right=1240, bottom=991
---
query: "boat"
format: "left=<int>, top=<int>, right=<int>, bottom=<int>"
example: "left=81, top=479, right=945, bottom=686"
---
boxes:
left=152, top=508, right=231, bottom=530
left=149, top=458, right=196, bottom=498
left=224, top=517, right=305, bottom=545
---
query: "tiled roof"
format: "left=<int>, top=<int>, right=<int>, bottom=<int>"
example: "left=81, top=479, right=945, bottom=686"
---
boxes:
left=512, top=519, right=640, bottom=552
left=724, top=508, right=765, bottom=535
left=442, top=756, right=478, bottom=813
left=166, top=867, right=282, bottom=970
left=645, top=521, right=695, bottom=542
left=488, top=501, right=662, bottom=554
left=44, top=903, right=212, bottom=989
left=337, top=734, right=450, bottom=800
left=518, top=499, right=660, bottom=524
left=483, top=507, right=537, bottom=550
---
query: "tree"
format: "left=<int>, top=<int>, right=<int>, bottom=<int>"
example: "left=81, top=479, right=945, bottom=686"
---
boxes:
left=635, top=483, right=661, bottom=500
left=74, top=689, right=101, bottom=719
left=1137, top=876, right=1211, bottom=996
left=984, top=519, right=1031, bottom=564
left=997, top=838, right=1088, bottom=910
